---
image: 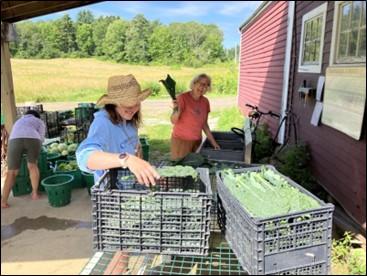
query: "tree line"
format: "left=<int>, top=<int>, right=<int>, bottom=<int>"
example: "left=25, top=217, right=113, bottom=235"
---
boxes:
left=10, top=10, right=237, bottom=67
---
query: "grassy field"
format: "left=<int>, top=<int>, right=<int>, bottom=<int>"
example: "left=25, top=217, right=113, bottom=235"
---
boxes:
left=11, top=58, right=237, bottom=103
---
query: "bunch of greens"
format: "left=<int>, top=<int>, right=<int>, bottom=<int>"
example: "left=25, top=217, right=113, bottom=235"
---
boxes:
left=157, top=165, right=198, bottom=180
left=222, top=166, right=320, bottom=218
left=57, top=160, right=78, bottom=171
left=159, top=74, right=176, bottom=100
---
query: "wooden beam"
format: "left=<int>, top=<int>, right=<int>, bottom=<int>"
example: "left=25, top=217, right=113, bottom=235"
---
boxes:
left=1, top=1, right=103, bottom=23
left=1, top=40, right=17, bottom=133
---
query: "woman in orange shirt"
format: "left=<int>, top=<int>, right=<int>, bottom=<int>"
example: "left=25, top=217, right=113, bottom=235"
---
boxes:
left=170, top=73, right=220, bottom=160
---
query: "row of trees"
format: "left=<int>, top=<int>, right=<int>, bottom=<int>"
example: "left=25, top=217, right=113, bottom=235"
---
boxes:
left=10, top=10, right=237, bottom=66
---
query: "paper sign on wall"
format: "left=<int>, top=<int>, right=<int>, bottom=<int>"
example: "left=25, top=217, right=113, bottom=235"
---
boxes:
left=311, top=102, right=323, bottom=126
left=322, top=67, right=366, bottom=140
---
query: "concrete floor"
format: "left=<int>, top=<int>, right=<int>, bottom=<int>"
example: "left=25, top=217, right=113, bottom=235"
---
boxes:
left=1, top=177, right=94, bottom=275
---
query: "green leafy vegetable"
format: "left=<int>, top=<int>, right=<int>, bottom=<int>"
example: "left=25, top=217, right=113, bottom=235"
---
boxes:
left=159, top=74, right=176, bottom=100
left=222, top=166, right=320, bottom=218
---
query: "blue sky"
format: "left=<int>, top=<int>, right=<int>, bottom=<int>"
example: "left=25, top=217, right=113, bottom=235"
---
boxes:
left=30, top=1, right=262, bottom=49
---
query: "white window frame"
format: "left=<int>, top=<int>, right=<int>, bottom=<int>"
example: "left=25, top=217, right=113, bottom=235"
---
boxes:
left=329, top=1, right=366, bottom=67
left=298, top=2, right=328, bottom=73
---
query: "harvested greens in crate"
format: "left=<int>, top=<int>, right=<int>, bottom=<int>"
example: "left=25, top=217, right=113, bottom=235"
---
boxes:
left=217, top=165, right=334, bottom=275
left=92, top=166, right=212, bottom=256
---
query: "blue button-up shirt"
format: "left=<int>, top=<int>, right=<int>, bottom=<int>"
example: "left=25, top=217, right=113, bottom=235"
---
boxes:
left=76, top=109, right=139, bottom=182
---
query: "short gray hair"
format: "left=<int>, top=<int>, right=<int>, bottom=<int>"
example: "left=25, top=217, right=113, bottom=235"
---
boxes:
left=190, top=74, right=212, bottom=91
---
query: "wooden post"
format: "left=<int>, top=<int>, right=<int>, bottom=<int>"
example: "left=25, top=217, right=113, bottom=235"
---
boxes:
left=1, top=22, right=17, bottom=133
left=244, top=119, right=252, bottom=164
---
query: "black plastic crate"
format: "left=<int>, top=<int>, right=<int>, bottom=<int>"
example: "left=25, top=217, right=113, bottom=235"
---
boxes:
left=92, top=167, right=212, bottom=256
left=198, top=131, right=245, bottom=162
left=40, top=111, right=60, bottom=138
left=216, top=166, right=334, bottom=275
left=75, top=107, right=96, bottom=128
left=58, top=110, right=74, bottom=121
left=16, top=104, right=43, bottom=117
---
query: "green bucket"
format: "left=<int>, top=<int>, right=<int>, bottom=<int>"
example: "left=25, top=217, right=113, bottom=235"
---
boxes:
left=66, top=155, right=76, bottom=161
left=41, top=174, right=73, bottom=207
left=82, top=171, right=94, bottom=195
left=54, top=160, right=83, bottom=188
left=47, top=152, right=61, bottom=164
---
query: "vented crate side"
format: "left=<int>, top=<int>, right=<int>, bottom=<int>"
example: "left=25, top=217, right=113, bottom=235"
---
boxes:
left=216, top=165, right=334, bottom=275
left=92, top=168, right=212, bottom=256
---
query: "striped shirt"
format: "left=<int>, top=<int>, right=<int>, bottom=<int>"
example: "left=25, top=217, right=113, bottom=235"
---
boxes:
left=9, top=114, right=46, bottom=142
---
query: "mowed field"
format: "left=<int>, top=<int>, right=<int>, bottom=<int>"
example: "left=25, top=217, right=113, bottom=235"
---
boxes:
left=10, top=58, right=236, bottom=103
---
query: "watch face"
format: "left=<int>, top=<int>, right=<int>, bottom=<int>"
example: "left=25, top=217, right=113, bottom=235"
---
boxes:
left=119, top=153, right=127, bottom=159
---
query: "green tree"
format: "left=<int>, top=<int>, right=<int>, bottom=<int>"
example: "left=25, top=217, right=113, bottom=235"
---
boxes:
left=39, top=21, right=61, bottom=58
left=54, top=14, right=77, bottom=54
left=92, top=16, right=119, bottom=56
left=148, top=25, right=173, bottom=63
left=169, top=23, right=191, bottom=64
left=12, top=22, right=43, bottom=58
left=76, top=23, right=95, bottom=56
left=124, top=14, right=151, bottom=63
left=76, top=10, right=94, bottom=25
left=102, top=19, right=128, bottom=62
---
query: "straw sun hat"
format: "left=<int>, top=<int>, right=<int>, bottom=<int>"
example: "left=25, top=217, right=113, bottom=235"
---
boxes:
left=96, top=74, right=151, bottom=107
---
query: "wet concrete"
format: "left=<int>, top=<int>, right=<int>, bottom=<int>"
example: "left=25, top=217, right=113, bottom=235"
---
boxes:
left=1, top=216, right=92, bottom=241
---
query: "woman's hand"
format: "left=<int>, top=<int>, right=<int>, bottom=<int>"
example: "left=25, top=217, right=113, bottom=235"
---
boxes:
left=135, top=143, right=142, bottom=158
left=212, top=141, right=221, bottom=150
left=172, top=100, right=178, bottom=112
left=124, top=154, right=160, bottom=186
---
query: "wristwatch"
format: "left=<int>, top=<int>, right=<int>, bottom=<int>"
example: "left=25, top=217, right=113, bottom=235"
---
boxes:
left=118, top=152, right=129, bottom=169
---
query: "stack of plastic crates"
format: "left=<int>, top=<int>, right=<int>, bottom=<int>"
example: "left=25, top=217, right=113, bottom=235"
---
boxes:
left=40, top=111, right=60, bottom=138
left=12, top=149, right=52, bottom=195
left=16, top=104, right=43, bottom=118
left=75, top=106, right=97, bottom=138
left=91, top=167, right=212, bottom=256
left=198, top=131, right=244, bottom=161
left=216, top=165, right=335, bottom=275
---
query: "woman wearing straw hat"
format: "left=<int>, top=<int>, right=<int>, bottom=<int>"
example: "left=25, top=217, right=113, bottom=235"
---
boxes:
left=170, top=73, right=220, bottom=160
left=76, top=74, right=160, bottom=185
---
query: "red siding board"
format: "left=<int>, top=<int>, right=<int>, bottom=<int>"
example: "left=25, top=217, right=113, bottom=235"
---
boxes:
left=239, top=0, right=365, bottom=228
left=289, top=1, right=366, bottom=228
left=239, top=0, right=288, bottom=134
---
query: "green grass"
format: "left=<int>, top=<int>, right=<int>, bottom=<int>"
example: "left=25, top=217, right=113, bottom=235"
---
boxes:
left=211, top=107, right=244, bottom=131
left=11, top=58, right=237, bottom=103
left=140, top=124, right=172, bottom=162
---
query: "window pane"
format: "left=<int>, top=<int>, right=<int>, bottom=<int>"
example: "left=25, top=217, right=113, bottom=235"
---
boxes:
left=338, top=32, right=348, bottom=58
left=311, top=20, right=316, bottom=40
left=303, top=44, right=310, bottom=63
left=305, top=21, right=310, bottom=41
left=361, top=2, right=366, bottom=27
left=341, top=3, right=351, bottom=32
left=317, top=16, right=322, bottom=38
left=349, top=30, right=358, bottom=56
left=352, top=2, right=362, bottom=29
left=315, top=40, right=320, bottom=62
left=310, top=41, right=316, bottom=61
left=359, top=28, right=366, bottom=57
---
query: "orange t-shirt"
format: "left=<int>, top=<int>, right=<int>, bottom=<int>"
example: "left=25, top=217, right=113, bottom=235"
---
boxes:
left=172, top=92, right=210, bottom=141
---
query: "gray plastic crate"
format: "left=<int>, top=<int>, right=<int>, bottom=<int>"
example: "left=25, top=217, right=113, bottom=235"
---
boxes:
left=198, top=131, right=245, bottom=162
left=207, top=160, right=254, bottom=232
left=216, top=165, right=334, bottom=275
left=91, top=167, right=212, bottom=256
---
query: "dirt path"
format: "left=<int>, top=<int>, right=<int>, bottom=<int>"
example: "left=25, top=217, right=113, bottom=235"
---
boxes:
left=39, top=96, right=237, bottom=115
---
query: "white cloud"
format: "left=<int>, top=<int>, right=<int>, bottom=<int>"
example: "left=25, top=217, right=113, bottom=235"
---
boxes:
left=217, top=1, right=262, bottom=15
left=114, top=1, right=210, bottom=17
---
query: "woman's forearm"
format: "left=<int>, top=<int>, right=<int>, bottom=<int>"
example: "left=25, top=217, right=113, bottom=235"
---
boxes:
left=170, top=110, right=181, bottom=124
left=203, top=123, right=216, bottom=145
left=86, top=151, right=121, bottom=170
